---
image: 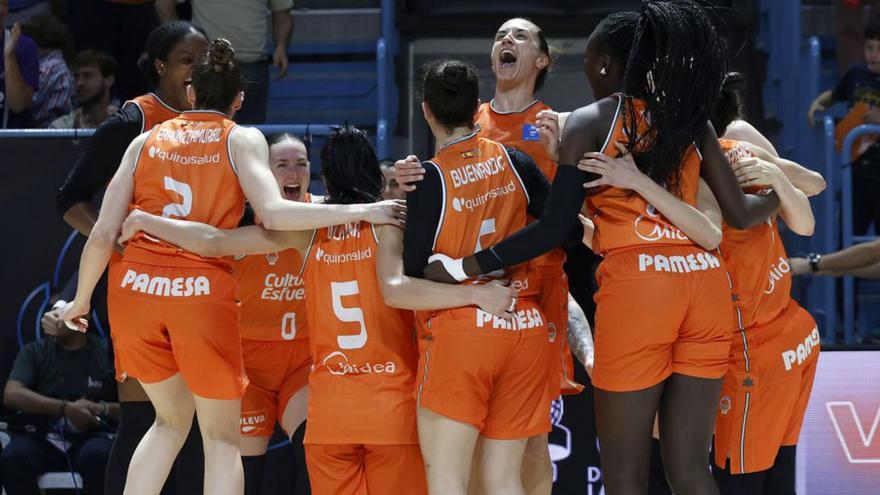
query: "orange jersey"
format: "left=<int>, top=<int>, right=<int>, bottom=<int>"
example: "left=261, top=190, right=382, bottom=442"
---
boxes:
left=235, top=194, right=312, bottom=342
left=302, top=222, right=418, bottom=445
left=718, top=139, right=792, bottom=329
left=127, top=93, right=182, bottom=134
left=587, top=97, right=702, bottom=256
left=421, top=134, right=541, bottom=307
left=125, top=111, right=245, bottom=271
left=475, top=100, right=566, bottom=276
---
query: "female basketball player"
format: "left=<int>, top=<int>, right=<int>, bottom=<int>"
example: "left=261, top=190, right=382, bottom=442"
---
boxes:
left=395, top=19, right=587, bottom=493
left=233, top=134, right=313, bottom=495
left=422, top=3, right=783, bottom=494
left=59, top=40, right=404, bottom=495
left=709, top=74, right=824, bottom=495
left=403, top=59, right=593, bottom=495
left=55, top=21, right=208, bottom=494
left=113, top=124, right=518, bottom=494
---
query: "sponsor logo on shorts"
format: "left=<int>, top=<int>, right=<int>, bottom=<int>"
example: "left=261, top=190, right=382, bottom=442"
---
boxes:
left=637, top=251, right=721, bottom=273
left=451, top=179, right=518, bottom=212
left=764, top=256, right=791, bottom=295
left=155, top=127, right=222, bottom=144
left=476, top=307, right=544, bottom=331
left=240, top=409, right=268, bottom=433
left=781, top=327, right=820, bottom=371
left=148, top=146, right=221, bottom=165
left=449, top=155, right=506, bottom=188
left=314, top=246, right=372, bottom=264
left=634, top=204, right=689, bottom=242
left=120, top=269, right=210, bottom=297
left=719, top=395, right=732, bottom=415
left=321, top=351, right=397, bottom=376
left=261, top=273, right=305, bottom=302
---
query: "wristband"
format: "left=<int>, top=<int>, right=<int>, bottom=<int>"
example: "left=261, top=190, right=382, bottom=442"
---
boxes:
left=59, top=400, right=68, bottom=418
left=100, top=400, right=110, bottom=416
left=807, top=252, right=822, bottom=273
left=427, top=253, right=468, bottom=282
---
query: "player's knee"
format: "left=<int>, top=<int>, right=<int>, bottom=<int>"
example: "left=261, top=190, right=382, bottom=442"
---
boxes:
left=664, top=458, right=711, bottom=492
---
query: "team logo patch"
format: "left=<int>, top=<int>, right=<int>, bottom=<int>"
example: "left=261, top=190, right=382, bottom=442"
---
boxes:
left=719, top=395, right=732, bottom=416
left=460, top=149, right=476, bottom=159
left=266, top=252, right=279, bottom=266
left=523, top=123, right=540, bottom=141
left=240, top=408, right=268, bottom=434
left=547, top=322, right=557, bottom=343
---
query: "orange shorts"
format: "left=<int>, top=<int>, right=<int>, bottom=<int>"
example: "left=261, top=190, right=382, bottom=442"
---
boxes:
left=538, top=271, right=583, bottom=398
left=107, top=261, right=246, bottom=400
left=714, top=300, right=819, bottom=474
left=240, top=338, right=311, bottom=437
left=305, top=443, right=427, bottom=495
left=592, top=246, right=734, bottom=392
left=416, top=300, right=551, bottom=439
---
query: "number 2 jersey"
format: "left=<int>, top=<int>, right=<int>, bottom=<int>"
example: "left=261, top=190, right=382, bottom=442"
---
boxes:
left=124, top=110, right=246, bottom=271
left=302, top=221, right=418, bottom=445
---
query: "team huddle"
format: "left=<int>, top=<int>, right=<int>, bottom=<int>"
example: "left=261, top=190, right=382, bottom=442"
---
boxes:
left=55, top=1, right=823, bottom=494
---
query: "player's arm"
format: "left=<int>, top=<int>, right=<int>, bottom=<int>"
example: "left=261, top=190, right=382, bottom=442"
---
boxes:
left=60, top=133, right=145, bottom=331
left=578, top=142, right=723, bottom=250
left=57, top=104, right=143, bottom=236
left=791, top=239, right=880, bottom=277
left=376, top=225, right=515, bottom=318
left=566, top=294, right=594, bottom=378
left=231, top=127, right=405, bottom=230
left=722, top=119, right=779, bottom=157
left=731, top=157, right=814, bottom=236
left=699, top=122, right=780, bottom=229
left=118, top=209, right=312, bottom=257
left=739, top=141, right=826, bottom=197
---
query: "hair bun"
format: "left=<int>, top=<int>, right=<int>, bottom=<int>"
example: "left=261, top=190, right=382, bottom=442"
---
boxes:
left=209, top=38, right=235, bottom=71
left=441, top=63, right=467, bottom=92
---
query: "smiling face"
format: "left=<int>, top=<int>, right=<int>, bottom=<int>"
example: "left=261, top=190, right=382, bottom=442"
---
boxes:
left=270, top=138, right=310, bottom=202
left=157, top=31, right=208, bottom=108
left=490, top=18, right=548, bottom=91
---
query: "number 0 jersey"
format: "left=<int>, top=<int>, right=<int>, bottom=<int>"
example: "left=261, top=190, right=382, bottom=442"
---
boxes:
left=125, top=111, right=245, bottom=270
left=302, top=221, right=418, bottom=445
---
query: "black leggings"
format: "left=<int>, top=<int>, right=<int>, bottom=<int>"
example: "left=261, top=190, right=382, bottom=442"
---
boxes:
left=104, top=401, right=204, bottom=495
left=713, top=446, right=797, bottom=495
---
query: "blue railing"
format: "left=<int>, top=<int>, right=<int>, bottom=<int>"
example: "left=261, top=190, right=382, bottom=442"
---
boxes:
left=840, top=124, right=880, bottom=344
left=376, top=0, right=398, bottom=159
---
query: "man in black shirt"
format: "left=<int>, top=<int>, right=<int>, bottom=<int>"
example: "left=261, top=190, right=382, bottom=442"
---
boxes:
left=1, top=299, right=118, bottom=495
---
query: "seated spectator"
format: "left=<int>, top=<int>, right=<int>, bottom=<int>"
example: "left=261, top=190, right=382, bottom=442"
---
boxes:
left=50, top=50, right=117, bottom=129
left=20, top=13, right=72, bottom=127
left=1, top=0, right=40, bottom=128
left=1, top=295, right=118, bottom=495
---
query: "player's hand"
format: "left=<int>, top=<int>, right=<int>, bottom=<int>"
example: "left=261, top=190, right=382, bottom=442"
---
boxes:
left=470, top=280, right=517, bottom=321
left=536, top=109, right=561, bottom=161
left=59, top=300, right=89, bottom=333
left=732, top=157, right=783, bottom=189
left=363, top=199, right=406, bottom=227
left=119, top=209, right=150, bottom=245
left=41, top=308, right=66, bottom=337
left=394, top=155, right=424, bottom=192
left=789, top=257, right=811, bottom=276
left=578, top=141, right=644, bottom=190
left=273, top=45, right=289, bottom=80
left=64, top=399, right=98, bottom=431
left=423, top=254, right=462, bottom=284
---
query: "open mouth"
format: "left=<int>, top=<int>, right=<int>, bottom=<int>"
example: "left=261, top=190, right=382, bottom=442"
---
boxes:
left=500, top=49, right=517, bottom=68
left=283, top=184, right=302, bottom=199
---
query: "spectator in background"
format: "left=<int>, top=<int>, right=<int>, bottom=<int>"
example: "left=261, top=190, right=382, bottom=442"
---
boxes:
left=1, top=294, right=118, bottom=495
left=50, top=50, right=117, bottom=129
left=1, top=0, right=40, bottom=128
left=70, top=0, right=159, bottom=101
left=809, top=14, right=880, bottom=235
left=21, top=13, right=72, bottom=127
left=156, top=0, right=294, bottom=124
left=380, top=159, right=405, bottom=200
left=3, top=0, right=48, bottom=27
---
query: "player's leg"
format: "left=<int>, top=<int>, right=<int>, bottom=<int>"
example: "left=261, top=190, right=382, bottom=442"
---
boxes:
left=418, top=407, right=480, bottom=495
left=476, top=437, right=530, bottom=495
left=658, top=373, right=723, bottom=495
left=521, top=434, right=552, bottom=495
left=280, top=387, right=310, bottom=494
left=193, top=395, right=244, bottom=495
left=123, top=373, right=195, bottom=495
